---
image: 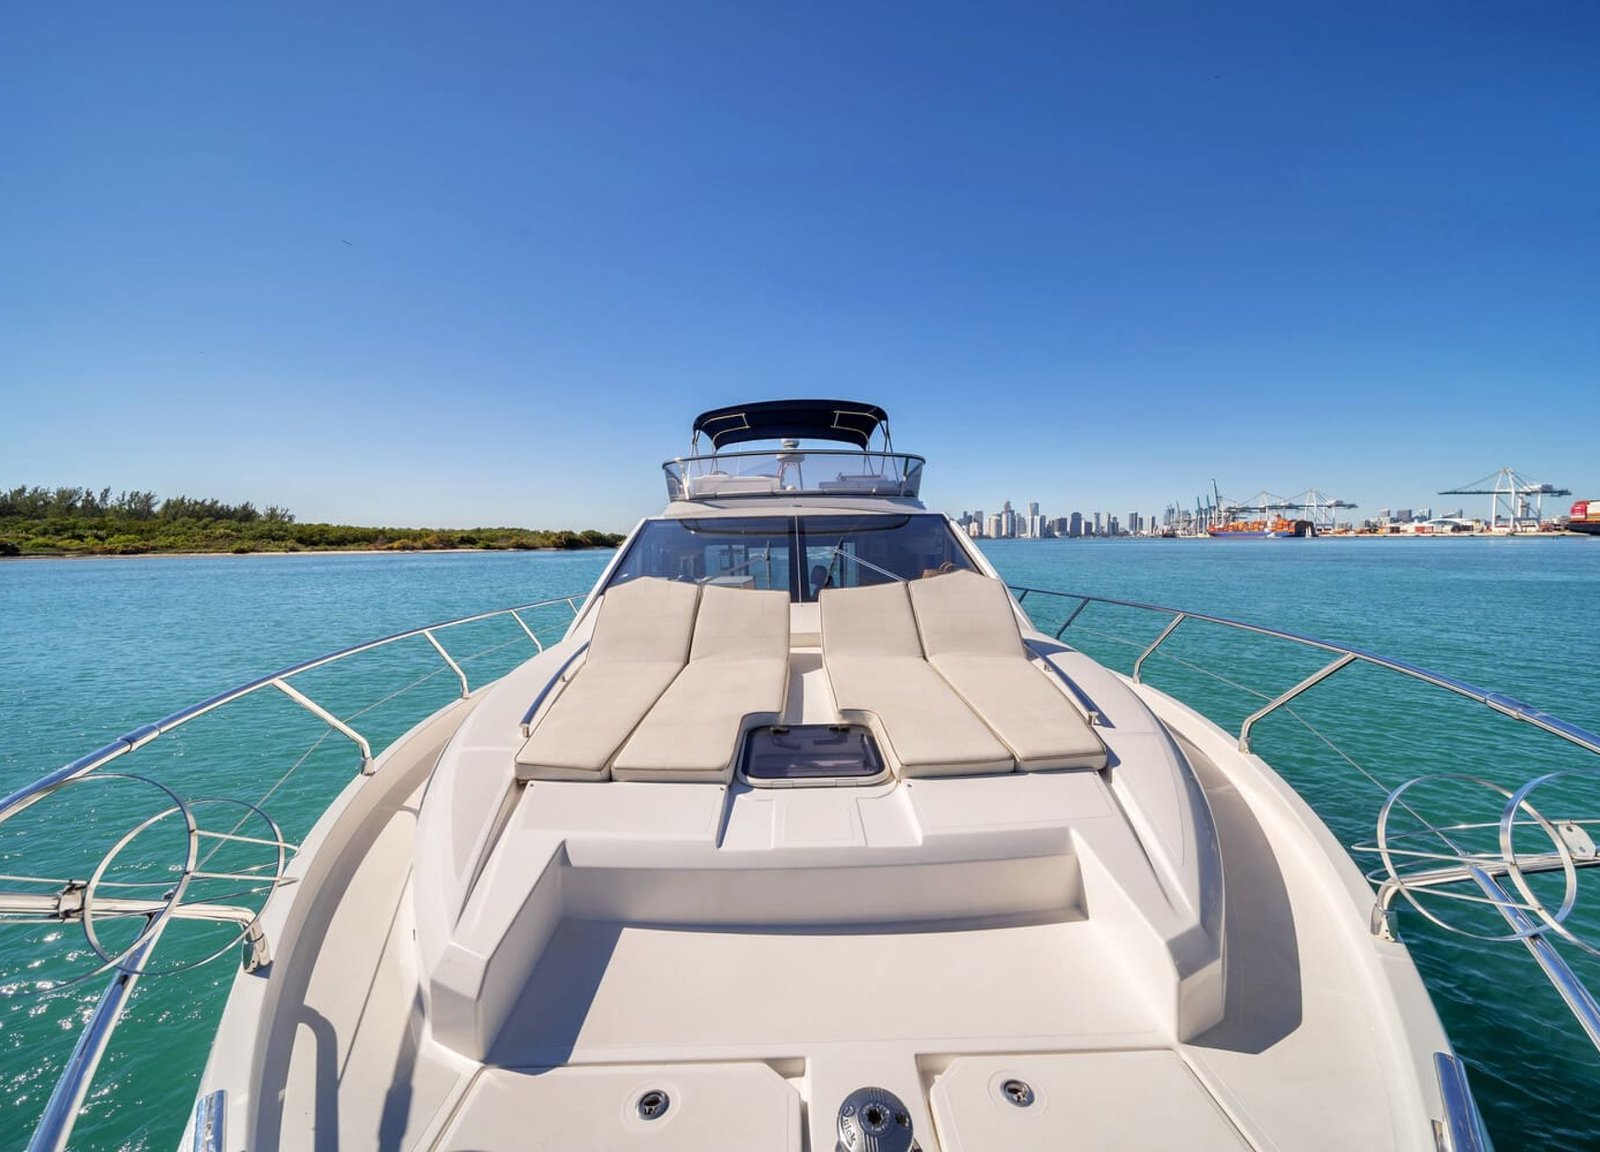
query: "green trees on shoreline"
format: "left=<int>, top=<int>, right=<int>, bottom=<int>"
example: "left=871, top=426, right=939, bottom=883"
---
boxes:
left=0, top=486, right=623, bottom=557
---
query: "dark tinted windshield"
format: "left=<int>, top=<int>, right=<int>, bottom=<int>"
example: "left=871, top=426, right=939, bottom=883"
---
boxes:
left=605, top=514, right=977, bottom=601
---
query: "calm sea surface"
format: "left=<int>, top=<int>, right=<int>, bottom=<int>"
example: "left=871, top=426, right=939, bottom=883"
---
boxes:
left=2, top=539, right=1598, bottom=1150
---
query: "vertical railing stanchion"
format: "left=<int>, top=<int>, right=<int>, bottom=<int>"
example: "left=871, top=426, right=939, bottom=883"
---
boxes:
left=271, top=679, right=374, bottom=772
left=1055, top=597, right=1091, bottom=639
left=1132, top=613, right=1186, bottom=683
left=1237, top=653, right=1358, bottom=752
left=508, top=610, right=543, bottom=651
left=423, top=630, right=470, bottom=698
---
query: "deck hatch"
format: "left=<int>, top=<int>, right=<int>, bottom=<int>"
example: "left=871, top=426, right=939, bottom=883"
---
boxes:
left=742, top=724, right=884, bottom=782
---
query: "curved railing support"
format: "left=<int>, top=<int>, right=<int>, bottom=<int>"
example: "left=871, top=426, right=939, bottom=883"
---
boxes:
left=271, top=678, right=374, bottom=772
left=423, top=629, right=471, bottom=698
left=1238, top=652, right=1358, bottom=753
left=508, top=609, right=543, bottom=651
left=1052, top=596, right=1091, bottom=639
left=1132, top=612, right=1185, bottom=683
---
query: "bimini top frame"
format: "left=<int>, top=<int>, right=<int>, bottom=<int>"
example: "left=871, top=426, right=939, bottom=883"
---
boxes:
left=691, top=399, right=891, bottom=452
left=671, top=400, right=920, bottom=502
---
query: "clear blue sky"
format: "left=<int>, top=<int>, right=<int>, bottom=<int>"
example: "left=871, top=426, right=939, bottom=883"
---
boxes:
left=3, top=2, right=1596, bottom=531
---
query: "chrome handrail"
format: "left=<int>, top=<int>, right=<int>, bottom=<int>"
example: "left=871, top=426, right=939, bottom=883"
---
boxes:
left=1010, top=585, right=1600, bottom=759
left=4, top=592, right=587, bottom=1152
left=0, top=595, right=585, bottom=819
left=664, top=447, right=928, bottom=468
left=1011, top=582, right=1600, bottom=1060
left=27, top=924, right=167, bottom=1152
left=1435, top=1052, right=1493, bottom=1152
left=661, top=448, right=927, bottom=501
left=518, top=641, right=592, bottom=733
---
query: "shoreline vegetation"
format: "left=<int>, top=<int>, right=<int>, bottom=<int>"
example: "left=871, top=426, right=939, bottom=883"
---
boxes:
left=0, top=486, right=623, bottom=557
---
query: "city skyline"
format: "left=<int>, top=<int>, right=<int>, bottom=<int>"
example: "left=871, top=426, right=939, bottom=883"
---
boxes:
left=954, top=500, right=1158, bottom=540
left=944, top=494, right=1546, bottom=540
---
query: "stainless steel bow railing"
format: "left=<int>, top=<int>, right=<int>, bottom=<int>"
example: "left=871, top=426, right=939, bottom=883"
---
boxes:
left=1009, top=584, right=1600, bottom=1056
left=0, top=593, right=585, bottom=1152
left=1011, top=586, right=1600, bottom=758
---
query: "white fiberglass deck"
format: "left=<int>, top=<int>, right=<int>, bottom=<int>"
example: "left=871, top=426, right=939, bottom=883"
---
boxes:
left=256, top=717, right=1416, bottom=1152
left=225, top=599, right=1443, bottom=1152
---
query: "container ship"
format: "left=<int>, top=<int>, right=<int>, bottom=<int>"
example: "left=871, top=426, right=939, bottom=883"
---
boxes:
left=1567, top=499, right=1600, bottom=536
left=1202, top=481, right=1320, bottom=538
left=1206, top=516, right=1315, bottom=539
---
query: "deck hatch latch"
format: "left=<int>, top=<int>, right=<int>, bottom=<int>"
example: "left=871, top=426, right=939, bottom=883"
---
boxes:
left=635, top=1088, right=669, bottom=1121
left=837, top=1085, right=916, bottom=1152
left=1001, top=1078, right=1035, bottom=1107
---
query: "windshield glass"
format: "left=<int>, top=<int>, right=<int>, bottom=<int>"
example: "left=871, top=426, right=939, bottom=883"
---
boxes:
left=605, top=514, right=977, bottom=601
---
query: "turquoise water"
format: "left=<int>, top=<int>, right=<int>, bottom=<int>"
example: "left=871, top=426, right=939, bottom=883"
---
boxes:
left=2, top=540, right=1598, bottom=1150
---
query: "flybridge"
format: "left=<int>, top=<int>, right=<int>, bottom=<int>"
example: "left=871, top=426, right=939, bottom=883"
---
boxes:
left=666, top=398, right=924, bottom=502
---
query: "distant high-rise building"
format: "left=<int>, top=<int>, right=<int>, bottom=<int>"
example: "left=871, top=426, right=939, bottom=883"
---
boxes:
left=986, top=513, right=1002, bottom=539
left=1001, top=500, right=1016, bottom=539
left=1109, top=516, right=1121, bottom=536
left=1129, top=511, right=1140, bottom=535
left=1093, top=512, right=1103, bottom=536
left=1069, top=512, right=1083, bottom=538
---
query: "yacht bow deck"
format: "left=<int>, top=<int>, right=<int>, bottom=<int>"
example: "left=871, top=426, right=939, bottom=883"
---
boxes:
left=235, top=560, right=1437, bottom=1150
left=258, top=665, right=1413, bottom=1151
left=16, top=400, right=1539, bottom=1151
left=184, top=486, right=1464, bottom=1151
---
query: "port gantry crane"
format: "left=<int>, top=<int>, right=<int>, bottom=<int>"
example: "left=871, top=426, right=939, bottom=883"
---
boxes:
left=1203, top=483, right=1357, bottom=535
left=1277, top=489, right=1358, bottom=534
left=1439, top=468, right=1571, bottom=533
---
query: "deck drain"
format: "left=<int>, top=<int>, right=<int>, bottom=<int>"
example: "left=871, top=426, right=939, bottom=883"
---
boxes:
left=1001, top=1078, right=1035, bottom=1108
left=636, top=1088, right=670, bottom=1120
left=837, top=1086, right=915, bottom=1152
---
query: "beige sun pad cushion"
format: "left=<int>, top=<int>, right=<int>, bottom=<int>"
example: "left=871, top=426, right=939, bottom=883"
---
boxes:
left=820, top=581, right=1012, bottom=777
left=908, top=570, right=1107, bottom=770
left=612, top=585, right=791, bottom=783
left=516, top=578, right=700, bottom=781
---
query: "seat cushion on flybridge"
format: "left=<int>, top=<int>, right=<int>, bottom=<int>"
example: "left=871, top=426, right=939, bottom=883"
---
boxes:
left=687, top=473, right=781, bottom=497
left=612, top=584, right=791, bottom=782
left=908, top=570, right=1108, bottom=771
left=820, top=581, right=1013, bottom=777
left=516, top=578, right=700, bottom=781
